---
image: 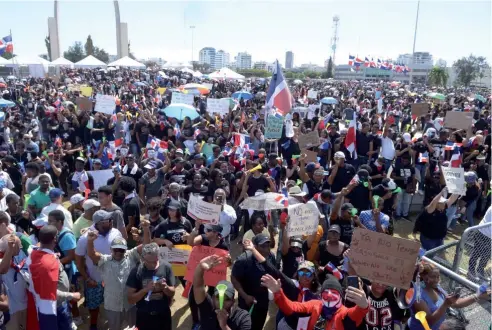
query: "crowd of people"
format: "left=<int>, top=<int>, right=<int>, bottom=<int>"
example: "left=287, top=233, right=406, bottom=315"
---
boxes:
left=0, top=66, right=489, bottom=330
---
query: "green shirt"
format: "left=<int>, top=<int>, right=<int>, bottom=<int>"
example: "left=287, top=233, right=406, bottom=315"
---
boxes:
left=28, top=187, right=51, bottom=216
left=72, top=216, right=93, bottom=240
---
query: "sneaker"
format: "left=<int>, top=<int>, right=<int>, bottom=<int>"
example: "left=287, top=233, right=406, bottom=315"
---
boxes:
left=192, top=324, right=201, bottom=330
left=73, top=317, right=83, bottom=326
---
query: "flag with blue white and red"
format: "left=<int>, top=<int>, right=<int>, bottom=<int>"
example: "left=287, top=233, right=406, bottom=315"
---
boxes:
left=266, top=60, right=292, bottom=115
left=0, top=35, right=13, bottom=56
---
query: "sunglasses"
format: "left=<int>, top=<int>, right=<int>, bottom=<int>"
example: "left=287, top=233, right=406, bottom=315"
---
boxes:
left=149, top=206, right=160, bottom=211
left=297, top=270, right=313, bottom=278
left=113, top=248, right=126, bottom=253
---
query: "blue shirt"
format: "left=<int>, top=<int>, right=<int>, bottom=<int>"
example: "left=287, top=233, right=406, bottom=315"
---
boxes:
left=58, top=228, right=77, bottom=274
left=359, top=210, right=390, bottom=232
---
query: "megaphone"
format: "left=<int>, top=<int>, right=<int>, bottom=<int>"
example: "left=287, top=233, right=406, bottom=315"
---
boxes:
left=415, top=311, right=431, bottom=330
left=216, top=283, right=228, bottom=310
left=247, top=164, right=262, bottom=173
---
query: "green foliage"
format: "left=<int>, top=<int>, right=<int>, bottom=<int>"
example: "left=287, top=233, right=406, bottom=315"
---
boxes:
left=192, top=62, right=211, bottom=73
left=63, top=41, right=84, bottom=63
left=427, top=66, right=449, bottom=87
left=452, top=55, right=489, bottom=87
left=1, top=53, right=14, bottom=60
left=304, top=71, right=321, bottom=79
left=93, top=47, right=109, bottom=63
left=237, top=69, right=270, bottom=78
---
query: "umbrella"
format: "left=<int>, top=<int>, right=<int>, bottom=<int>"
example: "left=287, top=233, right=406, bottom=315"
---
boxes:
left=163, top=103, right=200, bottom=120
left=6, top=76, right=16, bottom=80
left=321, top=97, right=338, bottom=105
left=474, top=94, right=486, bottom=102
left=180, top=83, right=210, bottom=95
left=293, top=79, right=303, bottom=84
left=133, top=82, right=147, bottom=87
left=239, top=193, right=290, bottom=210
left=0, top=98, right=15, bottom=108
left=232, top=91, right=253, bottom=100
left=428, top=92, right=446, bottom=101
left=183, top=89, right=201, bottom=96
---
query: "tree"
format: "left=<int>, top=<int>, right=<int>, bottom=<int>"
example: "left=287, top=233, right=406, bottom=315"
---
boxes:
left=304, top=71, right=321, bottom=79
left=63, top=41, right=85, bottom=63
left=1, top=52, right=14, bottom=60
left=453, top=55, right=489, bottom=87
left=237, top=69, right=270, bottom=78
left=427, top=66, right=449, bottom=87
left=85, top=35, right=95, bottom=56
left=45, top=36, right=51, bottom=61
left=128, top=41, right=136, bottom=60
left=144, top=60, right=158, bottom=68
left=326, top=57, right=333, bottom=78
left=93, top=47, right=109, bottom=63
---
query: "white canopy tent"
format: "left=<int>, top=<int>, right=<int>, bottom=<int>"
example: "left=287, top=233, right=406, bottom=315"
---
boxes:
left=0, top=57, right=10, bottom=65
left=6, top=55, right=51, bottom=78
left=209, top=67, right=245, bottom=80
left=107, top=56, right=146, bottom=69
left=51, top=57, right=74, bottom=68
left=193, top=71, right=203, bottom=78
left=180, top=67, right=194, bottom=74
left=74, top=55, right=107, bottom=68
left=161, top=61, right=192, bottom=69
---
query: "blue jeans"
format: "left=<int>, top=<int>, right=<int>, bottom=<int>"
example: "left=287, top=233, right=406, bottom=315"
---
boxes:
left=384, top=159, right=393, bottom=172
left=396, top=191, right=412, bottom=217
left=446, top=205, right=458, bottom=229
left=420, top=235, right=444, bottom=251
left=415, top=164, right=426, bottom=192
left=465, top=200, right=477, bottom=227
left=57, top=301, right=72, bottom=330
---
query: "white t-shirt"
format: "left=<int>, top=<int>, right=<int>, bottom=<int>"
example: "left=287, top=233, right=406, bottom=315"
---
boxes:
left=0, top=188, right=16, bottom=211
left=380, top=136, right=396, bottom=160
left=40, top=203, right=74, bottom=230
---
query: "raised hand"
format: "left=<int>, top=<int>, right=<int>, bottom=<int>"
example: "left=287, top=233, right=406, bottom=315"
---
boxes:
left=260, top=274, right=281, bottom=293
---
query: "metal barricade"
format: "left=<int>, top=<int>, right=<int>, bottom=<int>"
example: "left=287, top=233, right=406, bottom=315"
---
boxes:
left=422, top=222, right=491, bottom=329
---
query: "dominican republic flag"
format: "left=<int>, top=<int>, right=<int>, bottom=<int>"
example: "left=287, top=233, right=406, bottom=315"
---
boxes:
left=0, top=35, right=13, bottom=56
left=266, top=60, right=292, bottom=115
left=108, top=138, right=123, bottom=159
left=450, top=147, right=462, bottom=167
left=345, top=113, right=357, bottom=157
left=403, top=65, right=410, bottom=74
left=194, top=129, right=201, bottom=139
left=418, top=152, right=429, bottom=163
left=27, top=248, right=59, bottom=330
left=325, top=262, right=343, bottom=280
left=364, top=57, right=370, bottom=67
left=72, top=170, right=90, bottom=192
left=370, top=58, right=377, bottom=68
left=233, top=133, right=250, bottom=148
left=445, top=141, right=461, bottom=151
left=348, top=55, right=355, bottom=66
left=354, top=57, right=364, bottom=66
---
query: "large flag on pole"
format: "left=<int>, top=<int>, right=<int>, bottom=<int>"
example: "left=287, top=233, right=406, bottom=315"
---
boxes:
left=0, top=35, right=13, bottom=56
left=266, top=60, right=292, bottom=115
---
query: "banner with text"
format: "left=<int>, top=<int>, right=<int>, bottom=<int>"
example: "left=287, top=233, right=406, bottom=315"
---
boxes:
left=287, top=201, right=319, bottom=237
left=88, top=169, right=114, bottom=191
left=187, top=194, right=221, bottom=224
left=265, top=115, right=283, bottom=139
left=94, top=94, right=116, bottom=115
left=207, top=99, right=230, bottom=116
left=171, top=92, right=194, bottom=105
left=443, top=167, right=466, bottom=195
left=159, top=245, right=192, bottom=276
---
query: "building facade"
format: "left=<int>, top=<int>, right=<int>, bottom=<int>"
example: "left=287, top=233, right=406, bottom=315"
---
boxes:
left=199, top=47, right=216, bottom=69
left=215, top=50, right=230, bottom=69
left=235, top=52, right=252, bottom=70
left=285, top=51, right=294, bottom=69
left=253, top=61, right=268, bottom=70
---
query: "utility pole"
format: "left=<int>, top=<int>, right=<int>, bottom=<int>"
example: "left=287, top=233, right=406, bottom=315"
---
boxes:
left=410, top=0, right=420, bottom=83
left=190, top=25, right=196, bottom=63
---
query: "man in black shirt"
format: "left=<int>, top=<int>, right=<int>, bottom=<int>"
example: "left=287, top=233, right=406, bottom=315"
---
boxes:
left=356, top=122, right=372, bottom=169
left=327, top=151, right=356, bottom=193
left=391, top=155, right=416, bottom=220
left=165, top=158, right=188, bottom=185
left=122, top=154, right=143, bottom=184
left=119, top=176, right=140, bottom=235
left=193, top=255, right=251, bottom=330
left=369, top=124, right=382, bottom=161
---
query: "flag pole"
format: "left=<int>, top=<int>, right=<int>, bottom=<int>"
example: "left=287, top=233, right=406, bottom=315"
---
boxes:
left=410, top=0, right=420, bottom=83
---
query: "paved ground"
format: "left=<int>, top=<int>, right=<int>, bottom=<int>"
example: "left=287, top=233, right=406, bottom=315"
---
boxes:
left=77, top=213, right=471, bottom=330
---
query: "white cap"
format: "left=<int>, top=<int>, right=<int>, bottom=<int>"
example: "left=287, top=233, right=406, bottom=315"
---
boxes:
left=334, top=151, right=346, bottom=159
left=83, top=199, right=100, bottom=211
left=70, top=193, right=85, bottom=205
left=402, top=133, right=412, bottom=143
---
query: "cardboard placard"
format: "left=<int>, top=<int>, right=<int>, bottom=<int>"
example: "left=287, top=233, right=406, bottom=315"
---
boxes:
left=94, top=94, right=116, bottom=115
left=444, top=111, right=473, bottom=131
left=171, top=92, right=194, bottom=105
left=301, top=149, right=318, bottom=163
left=265, top=115, right=283, bottom=139
left=207, top=98, right=229, bottom=116
left=184, top=245, right=228, bottom=287
left=348, top=228, right=420, bottom=289
left=76, top=97, right=92, bottom=112
left=298, top=130, right=320, bottom=149
left=307, top=90, right=318, bottom=99
left=411, top=103, right=430, bottom=117
left=187, top=194, right=221, bottom=224
left=80, top=86, right=93, bottom=97
left=159, top=245, right=192, bottom=276
left=287, top=201, right=319, bottom=237
left=443, top=167, right=466, bottom=195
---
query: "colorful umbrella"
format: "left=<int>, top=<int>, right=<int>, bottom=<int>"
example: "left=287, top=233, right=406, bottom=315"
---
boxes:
left=180, top=83, right=210, bottom=95
left=163, top=103, right=200, bottom=120
left=474, top=94, right=486, bottom=102
left=321, top=97, right=338, bottom=105
left=232, top=91, right=253, bottom=100
left=0, top=98, right=15, bottom=108
left=428, top=92, right=446, bottom=101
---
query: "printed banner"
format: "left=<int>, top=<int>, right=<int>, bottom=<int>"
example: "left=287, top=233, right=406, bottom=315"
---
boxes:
left=94, top=94, right=116, bottom=115
left=184, top=245, right=228, bottom=287
left=159, top=245, right=192, bottom=276
left=287, top=201, right=319, bottom=237
left=187, top=194, right=221, bottom=224
left=298, top=130, right=320, bottom=149
left=265, top=115, right=283, bottom=139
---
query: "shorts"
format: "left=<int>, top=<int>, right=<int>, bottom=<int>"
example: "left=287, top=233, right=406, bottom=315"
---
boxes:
left=84, top=282, right=104, bottom=310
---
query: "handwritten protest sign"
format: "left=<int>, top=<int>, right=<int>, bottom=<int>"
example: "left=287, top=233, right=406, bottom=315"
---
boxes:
left=94, top=94, right=116, bottom=115
left=171, top=92, right=194, bottom=105
left=348, top=228, right=420, bottom=289
left=80, top=86, right=93, bottom=97
left=159, top=245, right=192, bottom=276
left=307, top=105, right=318, bottom=119
left=298, top=130, right=320, bottom=149
left=265, top=115, right=283, bottom=139
left=88, top=169, right=114, bottom=190
left=184, top=245, right=228, bottom=287
left=411, top=103, right=430, bottom=117
left=307, top=90, right=318, bottom=99
left=444, top=111, right=473, bottom=131
left=76, top=97, right=92, bottom=112
left=301, top=149, right=318, bottom=163
left=187, top=194, right=221, bottom=224
left=287, top=202, right=319, bottom=237
left=207, top=99, right=229, bottom=116
left=443, top=167, right=466, bottom=195
left=239, top=192, right=290, bottom=211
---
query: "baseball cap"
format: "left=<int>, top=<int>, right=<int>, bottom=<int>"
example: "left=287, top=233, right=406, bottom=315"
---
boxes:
left=328, top=224, right=341, bottom=234
left=168, top=200, right=181, bottom=210
left=297, top=260, right=315, bottom=273
left=174, top=157, right=185, bottom=163
left=402, top=133, right=412, bottom=143
left=76, top=157, right=86, bottom=163
left=252, top=233, right=270, bottom=246
left=290, top=237, right=303, bottom=248
left=382, top=179, right=397, bottom=190
left=213, top=280, right=235, bottom=299
left=334, top=151, right=346, bottom=159
left=144, top=161, right=157, bottom=169
left=175, top=148, right=184, bottom=154
left=205, top=223, right=223, bottom=234
left=288, top=186, right=307, bottom=197
left=70, top=193, right=85, bottom=205
left=305, top=162, right=317, bottom=173
left=93, top=210, right=113, bottom=224
left=83, top=199, right=100, bottom=211
left=111, top=237, right=128, bottom=250
left=341, top=203, right=357, bottom=215
left=93, top=159, right=102, bottom=165
left=49, top=188, right=64, bottom=200
left=357, top=169, right=370, bottom=181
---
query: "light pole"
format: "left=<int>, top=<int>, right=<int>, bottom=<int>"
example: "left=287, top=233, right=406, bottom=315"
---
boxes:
left=190, top=25, right=195, bottom=63
left=410, top=0, right=420, bottom=83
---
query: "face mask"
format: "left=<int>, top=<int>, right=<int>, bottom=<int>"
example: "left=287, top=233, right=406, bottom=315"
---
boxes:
left=321, top=289, right=342, bottom=308
left=147, top=150, right=156, bottom=159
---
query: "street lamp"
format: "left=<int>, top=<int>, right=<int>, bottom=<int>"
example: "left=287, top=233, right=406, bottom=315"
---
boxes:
left=190, top=25, right=195, bottom=63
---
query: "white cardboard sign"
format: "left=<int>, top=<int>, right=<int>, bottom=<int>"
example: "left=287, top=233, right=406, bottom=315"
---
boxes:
left=94, top=94, right=116, bottom=115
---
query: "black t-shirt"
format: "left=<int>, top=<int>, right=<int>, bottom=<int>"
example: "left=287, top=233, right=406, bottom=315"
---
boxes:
left=126, top=262, right=176, bottom=313
left=261, top=164, right=282, bottom=188
left=370, top=134, right=382, bottom=158
left=165, top=169, right=188, bottom=185
left=153, top=219, right=193, bottom=245
left=369, top=163, right=386, bottom=187
left=318, top=240, right=349, bottom=268
left=372, top=185, right=396, bottom=213
left=122, top=196, right=140, bottom=228
left=356, top=131, right=371, bottom=156
left=347, top=185, right=371, bottom=212
left=330, top=217, right=355, bottom=245
left=200, top=234, right=229, bottom=251
left=246, top=175, right=270, bottom=196
left=304, top=179, right=330, bottom=201
left=358, top=285, right=403, bottom=330
left=416, top=208, right=448, bottom=239
left=430, top=138, right=446, bottom=161
left=281, top=241, right=308, bottom=279
left=198, top=295, right=251, bottom=330
left=183, top=185, right=208, bottom=200
left=329, top=163, right=356, bottom=193
left=122, top=167, right=143, bottom=185
left=392, top=164, right=415, bottom=190
left=106, top=177, right=125, bottom=207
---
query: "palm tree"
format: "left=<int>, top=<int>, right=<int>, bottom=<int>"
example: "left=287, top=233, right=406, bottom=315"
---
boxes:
left=428, top=66, right=449, bottom=87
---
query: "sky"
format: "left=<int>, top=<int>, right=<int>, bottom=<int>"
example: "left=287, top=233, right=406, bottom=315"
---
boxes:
left=2, top=0, right=491, bottom=67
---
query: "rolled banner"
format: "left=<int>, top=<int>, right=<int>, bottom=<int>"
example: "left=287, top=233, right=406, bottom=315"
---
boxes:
left=216, top=283, right=228, bottom=310
left=145, top=276, right=160, bottom=301
left=415, top=311, right=431, bottom=330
